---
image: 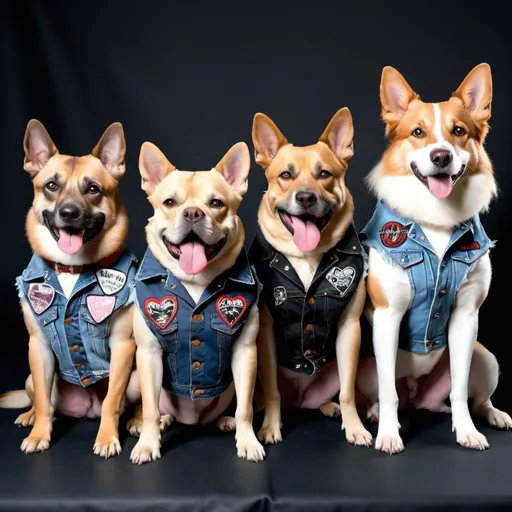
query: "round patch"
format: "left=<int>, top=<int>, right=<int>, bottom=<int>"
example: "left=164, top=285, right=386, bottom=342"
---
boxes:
left=379, top=221, right=408, bottom=248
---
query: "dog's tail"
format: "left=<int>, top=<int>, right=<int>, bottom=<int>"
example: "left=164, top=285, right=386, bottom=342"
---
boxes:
left=0, top=390, right=32, bottom=409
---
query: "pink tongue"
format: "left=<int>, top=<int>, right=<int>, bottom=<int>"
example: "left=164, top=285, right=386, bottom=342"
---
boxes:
left=179, top=241, right=208, bottom=275
left=57, top=229, right=84, bottom=255
left=290, top=215, right=321, bottom=252
left=427, top=175, right=453, bottom=199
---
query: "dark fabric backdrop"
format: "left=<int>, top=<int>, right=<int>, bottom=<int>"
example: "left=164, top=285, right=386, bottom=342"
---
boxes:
left=0, top=1, right=510, bottom=403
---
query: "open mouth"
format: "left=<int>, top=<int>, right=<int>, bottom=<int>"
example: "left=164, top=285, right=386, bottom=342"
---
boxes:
left=163, top=232, right=227, bottom=275
left=278, top=209, right=333, bottom=252
left=410, top=163, right=466, bottom=200
left=43, top=211, right=104, bottom=256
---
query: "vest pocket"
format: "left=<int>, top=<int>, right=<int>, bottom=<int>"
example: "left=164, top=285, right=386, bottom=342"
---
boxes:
left=81, top=305, right=112, bottom=365
left=159, top=322, right=179, bottom=379
left=211, top=314, right=244, bottom=381
left=38, top=306, right=61, bottom=360
left=387, top=250, right=424, bottom=268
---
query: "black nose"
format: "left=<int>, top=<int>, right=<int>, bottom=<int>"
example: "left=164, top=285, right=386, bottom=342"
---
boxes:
left=430, top=149, right=453, bottom=168
left=183, top=207, right=205, bottom=223
left=295, top=190, right=317, bottom=206
left=58, top=204, right=82, bottom=222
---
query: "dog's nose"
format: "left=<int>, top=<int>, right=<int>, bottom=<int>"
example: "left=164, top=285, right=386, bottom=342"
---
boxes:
left=58, top=204, right=82, bottom=222
left=430, top=148, right=453, bottom=168
left=295, top=190, right=317, bottom=206
left=183, top=207, right=205, bottom=223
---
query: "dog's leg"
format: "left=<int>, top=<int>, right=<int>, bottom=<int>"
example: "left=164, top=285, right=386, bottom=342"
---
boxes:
left=20, top=302, right=55, bottom=454
left=93, top=306, right=136, bottom=458
left=232, top=309, right=265, bottom=462
left=470, top=342, right=512, bottom=430
left=130, top=308, right=165, bottom=464
left=255, top=303, right=282, bottom=445
left=355, top=355, right=380, bottom=422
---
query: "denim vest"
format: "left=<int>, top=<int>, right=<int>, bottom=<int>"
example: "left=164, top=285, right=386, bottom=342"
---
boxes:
left=249, top=223, right=366, bottom=375
left=134, top=248, right=261, bottom=400
left=360, top=200, right=493, bottom=353
left=16, top=249, right=139, bottom=386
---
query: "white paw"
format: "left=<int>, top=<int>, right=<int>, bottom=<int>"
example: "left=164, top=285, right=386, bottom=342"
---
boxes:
left=343, top=423, right=373, bottom=447
left=236, top=432, right=266, bottom=462
left=456, top=428, right=489, bottom=450
left=21, top=435, right=50, bottom=454
left=160, top=414, right=173, bottom=432
left=217, top=416, right=236, bottom=432
left=15, top=410, right=35, bottom=427
left=257, top=422, right=282, bottom=445
left=375, top=432, right=404, bottom=454
left=93, top=436, right=122, bottom=459
left=130, top=438, right=162, bottom=464
left=483, top=407, right=512, bottom=430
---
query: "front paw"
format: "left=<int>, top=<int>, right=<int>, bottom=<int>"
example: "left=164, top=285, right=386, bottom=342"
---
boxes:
left=343, top=422, right=373, bottom=447
left=217, top=416, right=236, bottom=432
left=375, top=431, right=404, bottom=455
left=455, top=428, right=489, bottom=450
left=236, top=431, right=266, bottom=462
left=15, top=409, right=36, bottom=427
left=21, top=433, right=50, bottom=454
left=93, top=430, right=122, bottom=459
left=257, top=422, right=282, bottom=445
left=130, top=437, right=161, bottom=465
left=319, top=402, right=341, bottom=418
left=127, top=415, right=143, bottom=437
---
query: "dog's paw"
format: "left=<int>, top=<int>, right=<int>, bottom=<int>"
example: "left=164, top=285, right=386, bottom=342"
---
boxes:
left=20, top=434, right=50, bottom=454
left=375, top=432, right=404, bottom=455
left=236, top=432, right=266, bottom=462
left=367, top=403, right=380, bottom=423
left=126, top=415, right=143, bottom=437
left=217, top=416, right=236, bottom=432
left=257, top=422, right=282, bottom=445
left=343, top=423, right=373, bottom=447
left=160, top=414, right=173, bottom=432
left=319, top=402, right=341, bottom=418
left=130, top=438, right=161, bottom=465
left=481, top=407, right=512, bottom=430
left=15, top=410, right=36, bottom=427
left=93, top=434, right=122, bottom=459
left=456, top=429, right=489, bottom=450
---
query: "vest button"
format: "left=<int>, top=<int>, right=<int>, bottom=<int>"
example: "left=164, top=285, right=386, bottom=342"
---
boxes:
left=307, top=298, right=315, bottom=306
left=193, top=389, right=204, bottom=397
left=439, top=288, right=447, bottom=295
left=81, top=377, right=91, bottom=385
left=192, top=361, right=201, bottom=370
left=64, top=317, right=72, bottom=325
left=192, top=314, right=203, bottom=322
left=191, top=339, right=201, bottom=348
left=433, top=313, right=440, bottom=319
left=304, top=349, right=313, bottom=356
left=305, top=324, right=313, bottom=332
left=70, top=345, right=80, bottom=352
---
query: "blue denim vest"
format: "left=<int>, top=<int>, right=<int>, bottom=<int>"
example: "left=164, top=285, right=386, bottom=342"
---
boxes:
left=16, top=249, right=138, bottom=386
left=134, top=248, right=261, bottom=400
left=360, top=200, right=493, bottom=353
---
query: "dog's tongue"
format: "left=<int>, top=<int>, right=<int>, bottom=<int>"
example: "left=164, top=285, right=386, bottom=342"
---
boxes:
left=427, top=175, right=453, bottom=199
left=57, top=229, right=84, bottom=255
left=179, top=241, right=208, bottom=275
left=290, top=215, right=321, bottom=252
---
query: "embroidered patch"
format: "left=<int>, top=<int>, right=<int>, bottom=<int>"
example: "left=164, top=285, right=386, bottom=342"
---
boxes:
left=379, top=221, right=408, bottom=248
left=216, top=295, right=248, bottom=327
left=274, top=286, right=287, bottom=306
left=96, top=268, right=127, bottom=295
left=459, top=241, right=480, bottom=251
left=27, top=283, right=55, bottom=314
left=144, top=296, right=178, bottom=330
left=86, top=295, right=116, bottom=323
left=326, top=267, right=356, bottom=296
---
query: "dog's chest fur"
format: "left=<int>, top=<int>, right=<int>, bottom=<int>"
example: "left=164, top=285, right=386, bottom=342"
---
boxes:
left=286, top=254, right=322, bottom=290
left=58, top=273, right=80, bottom=298
left=420, top=225, right=452, bottom=260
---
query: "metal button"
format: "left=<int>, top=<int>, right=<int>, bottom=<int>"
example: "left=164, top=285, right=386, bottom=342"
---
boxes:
left=433, top=313, right=440, bottom=319
left=74, top=362, right=87, bottom=368
left=304, top=349, right=313, bottom=356
left=192, top=314, right=203, bottom=322
left=305, top=324, right=313, bottom=333
left=411, top=233, right=416, bottom=238
left=64, top=317, right=72, bottom=325
left=352, top=246, right=357, bottom=250
left=420, top=236, right=425, bottom=240
left=441, top=260, right=447, bottom=267
left=193, top=389, right=204, bottom=397
left=426, top=342, right=436, bottom=350
left=81, top=377, right=91, bottom=385
left=171, top=283, right=176, bottom=289
left=284, top=266, right=289, bottom=271
left=191, top=339, right=201, bottom=348
left=439, top=288, right=447, bottom=296
left=192, top=361, right=201, bottom=370
left=71, top=345, right=80, bottom=352
left=308, top=297, right=315, bottom=305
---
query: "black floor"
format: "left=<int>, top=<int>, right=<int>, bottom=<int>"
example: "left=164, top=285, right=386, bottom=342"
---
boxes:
left=0, top=407, right=511, bottom=511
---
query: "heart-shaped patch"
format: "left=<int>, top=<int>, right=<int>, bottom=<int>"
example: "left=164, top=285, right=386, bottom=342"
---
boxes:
left=216, top=295, right=248, bottom=327
left=28, top=283, right=55, bottom=314
left=326, top=266, right=356, bottom=297
left=86, top=295, right=116, bottom=323
left=144, top=296, right=178, bottom=330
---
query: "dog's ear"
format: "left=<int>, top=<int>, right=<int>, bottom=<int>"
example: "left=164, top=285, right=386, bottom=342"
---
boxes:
left=380, top=66, right=419, bottom=131
left=453, top=63, right=492, bottom=124
left=92, top=122, right=126, bottom=180
left=23, top=119, right=59, bottom=177
left=139, top=142, right=176, bottom=196
left=319, top=107, right=354, bottom=162
left=252, top=113, right=288, bottom=169
left=214, top=142, right=251, bottom=196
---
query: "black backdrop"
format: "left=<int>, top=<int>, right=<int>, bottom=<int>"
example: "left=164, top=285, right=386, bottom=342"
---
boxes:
left=0, top=1, right=510, bottom=404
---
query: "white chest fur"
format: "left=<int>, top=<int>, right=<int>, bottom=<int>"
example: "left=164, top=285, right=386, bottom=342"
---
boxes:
left=286, top=254, right=322, bottom=291
left=181, top=282, right=207, bottom=304
left=57, top=273, right=80, bottom=299
left=420, top=225, right=452, bottom=260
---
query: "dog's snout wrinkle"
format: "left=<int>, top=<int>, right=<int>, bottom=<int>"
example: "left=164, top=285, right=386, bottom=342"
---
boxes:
left=430, top=148, right=453, bottom=169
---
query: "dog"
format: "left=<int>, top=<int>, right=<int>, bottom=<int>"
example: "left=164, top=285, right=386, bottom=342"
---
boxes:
left=356, top=63, right=512, bottom=454
left=0, top=120, right=139, bottom=458
left=128, top=140, right=265, bottom=464
left=248, top=109, right=373, bottom=447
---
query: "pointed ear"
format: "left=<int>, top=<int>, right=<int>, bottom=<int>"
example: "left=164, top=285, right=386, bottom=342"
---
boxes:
left=91, top=122, right=126, bottom=180
left=23, top=119, right=59, bottom=177
left=252, top=113, right=288, bottom=169
left=453, top=63, right=492, bottom=123
left=139, top=142, right=176, bottom=196
left=318, top=107, right=354, bottom=162
left=380, top=66, right=419, bottom=126
left=214, top=142, right=251, bottom=196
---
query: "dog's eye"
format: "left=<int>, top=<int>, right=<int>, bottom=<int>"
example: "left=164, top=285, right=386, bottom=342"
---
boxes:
left=163, top=198, right=176, bottom=208
left=45, top=181, right=58, bottom=192
left=412, top=128, right=425, bottom=138
left=318, top=170, right=332, bottom=180
left=452, top=126, right=466, bottom=136
left=279, top=171, right=292, bottom=180
left=86, top=185, right=100, bottom=195
left=209, top=199, right=224, bottom=209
